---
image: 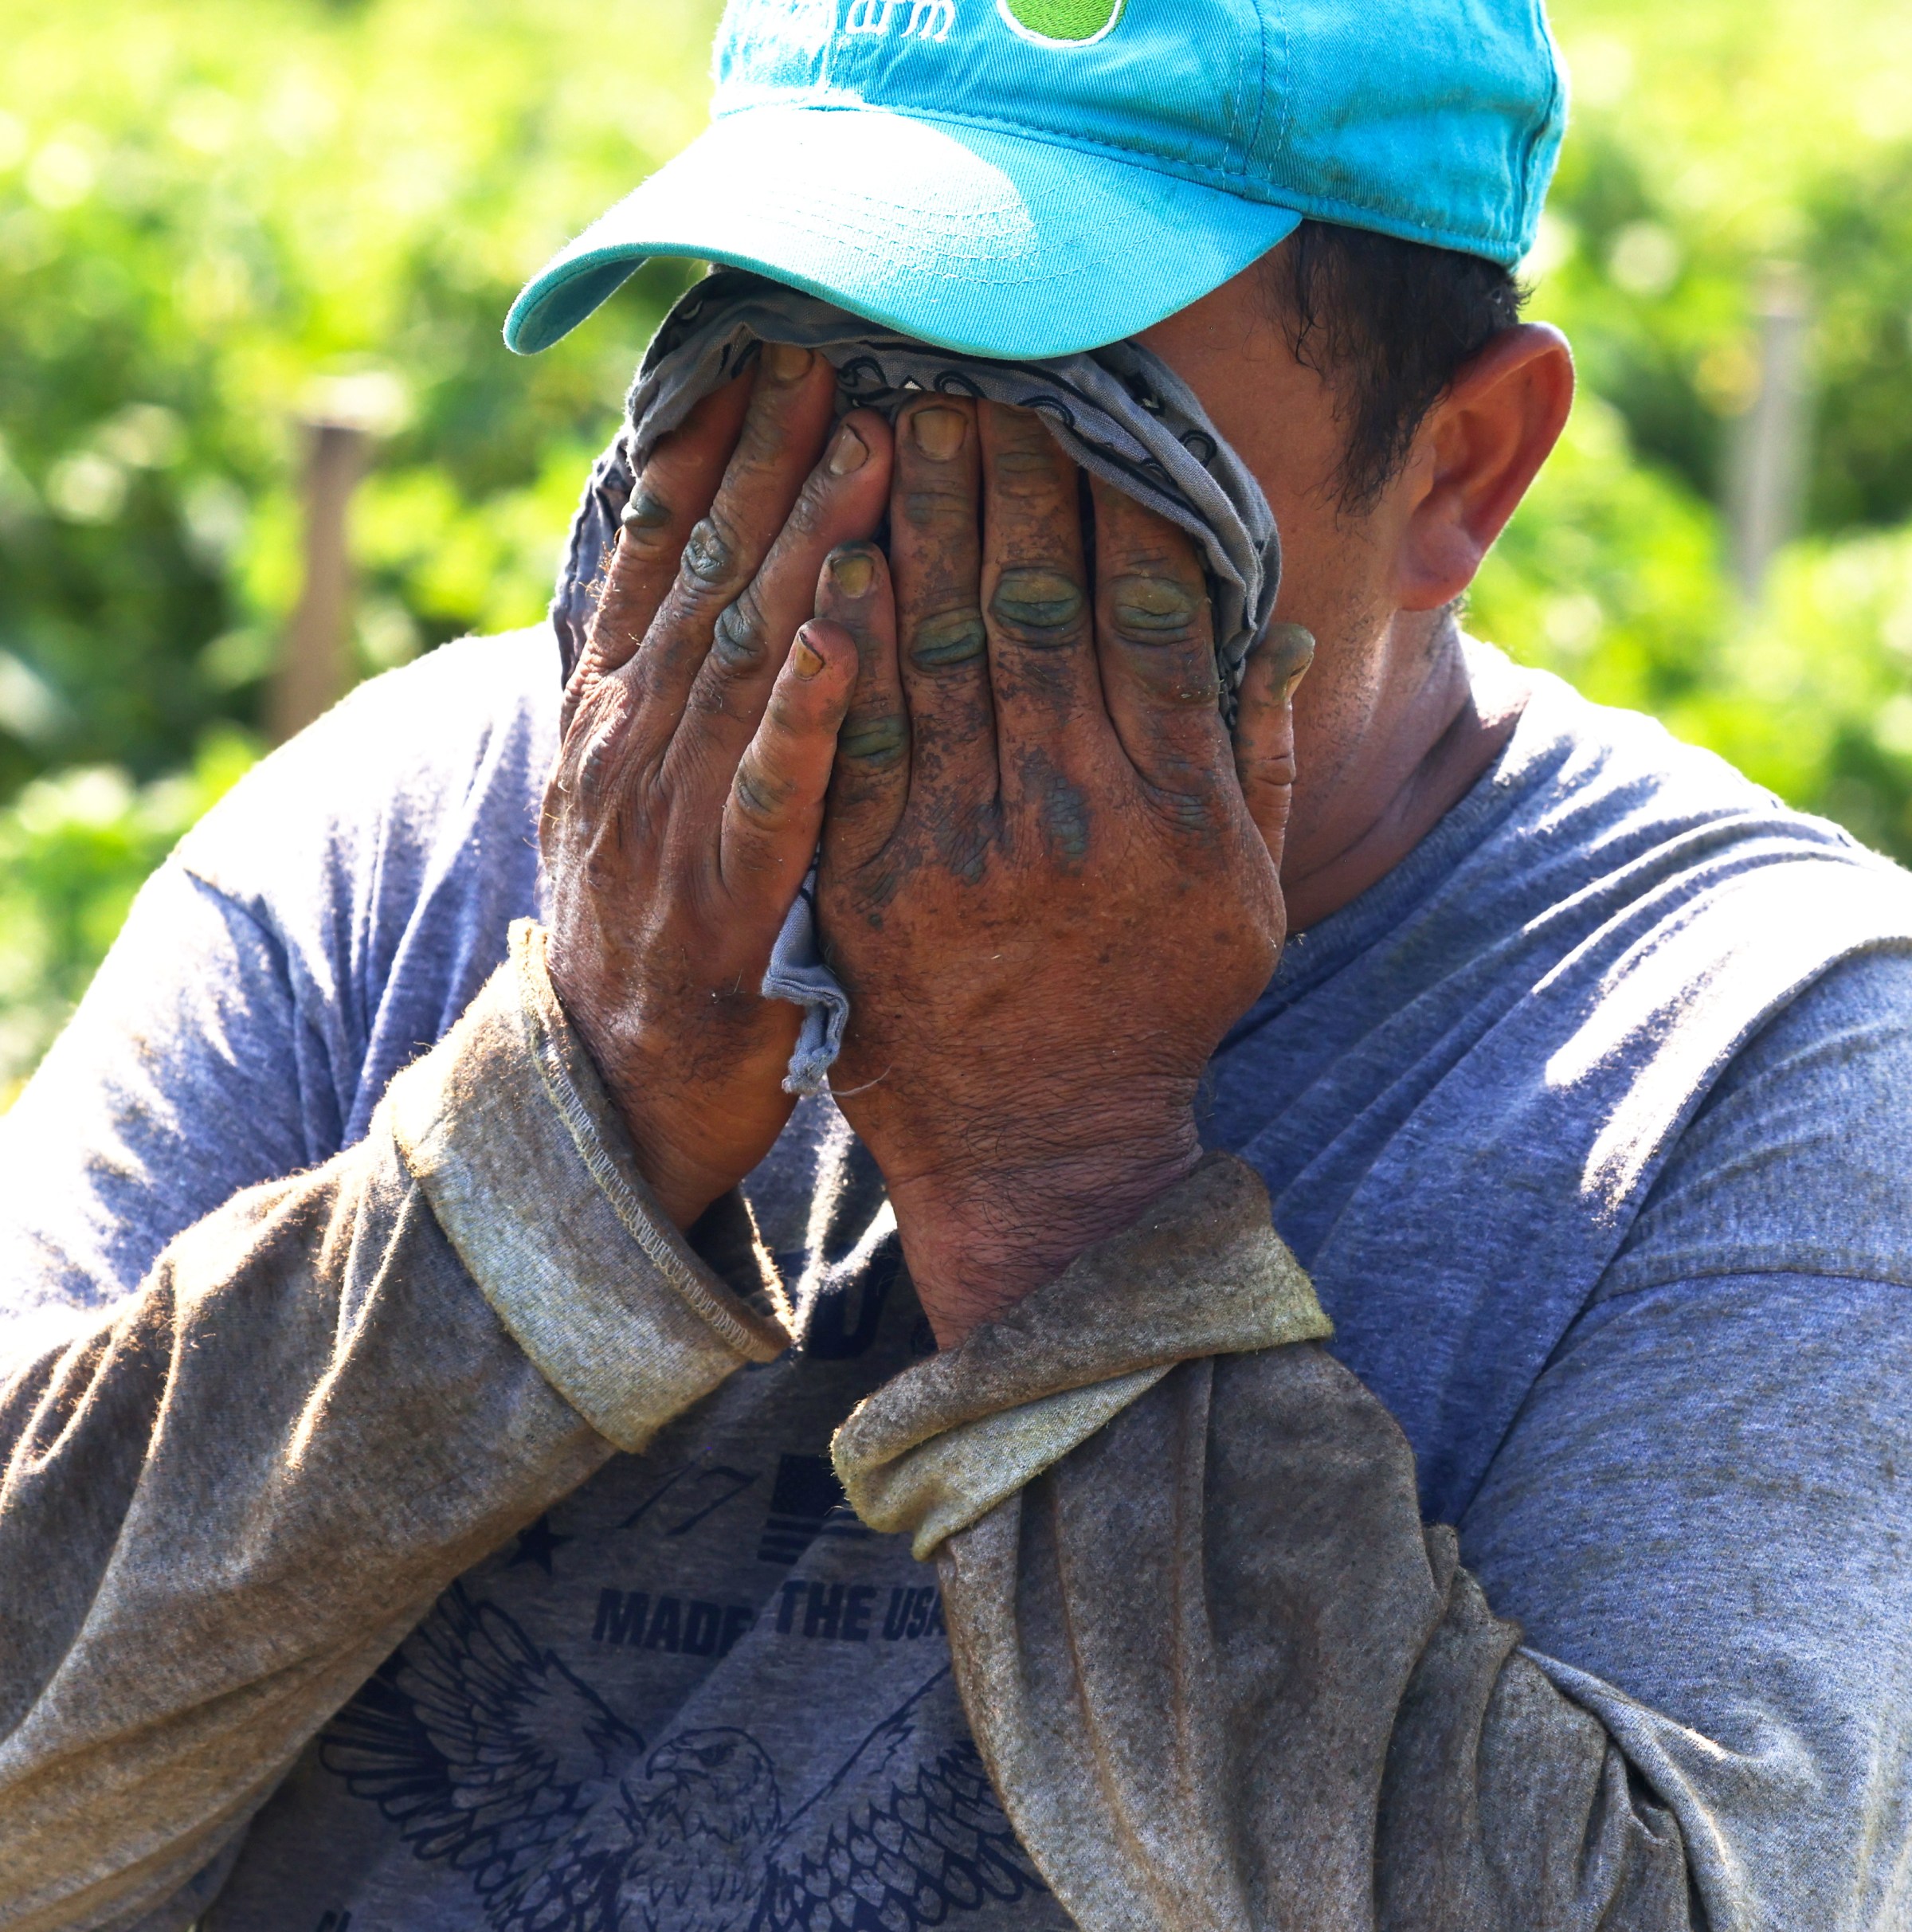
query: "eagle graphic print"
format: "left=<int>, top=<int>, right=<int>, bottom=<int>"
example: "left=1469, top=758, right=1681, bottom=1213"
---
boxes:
left=209, top=1115, right=1071, bottom=1932
left=320, top=1585, right=1042, bottom=1932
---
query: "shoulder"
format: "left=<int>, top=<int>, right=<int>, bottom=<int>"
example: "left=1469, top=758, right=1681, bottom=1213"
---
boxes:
left=1604, top=946, right=1912, bottom=1299
left=1286, top=650, right=1912, bottom=1275
left=1264, top=660, right=1912, bottom=1515
left=0, top=631, right=564, bottom=1322
left=174, top=626, right=559, bottom=915
left=1470, top=665, right=1912, bottom=1199
left=1307, top=653, right=1912, bottom=1093
left=170, top=625, right=558, bottom=1137
left=1479, top=653, right=1883, bottom=898
left=1452, top=656, right=1912, bottom=1062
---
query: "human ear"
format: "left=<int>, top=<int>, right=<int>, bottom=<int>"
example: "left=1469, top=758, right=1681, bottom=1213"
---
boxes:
left=1391, top=323, right=1573, bottom=613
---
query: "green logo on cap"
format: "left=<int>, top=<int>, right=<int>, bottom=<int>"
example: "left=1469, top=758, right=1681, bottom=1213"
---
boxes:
left=996, top=0, right=1126, bottom=45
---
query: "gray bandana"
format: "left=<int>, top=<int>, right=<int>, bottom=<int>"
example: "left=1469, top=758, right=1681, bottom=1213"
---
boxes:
left=550, top=269, right=1280, bottom=1095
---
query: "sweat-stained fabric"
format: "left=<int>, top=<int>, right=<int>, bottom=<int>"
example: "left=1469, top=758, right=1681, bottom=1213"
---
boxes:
left=5, top=626, right=1912, bottom=1930
left=552, top=268, right=1282, bottom=1093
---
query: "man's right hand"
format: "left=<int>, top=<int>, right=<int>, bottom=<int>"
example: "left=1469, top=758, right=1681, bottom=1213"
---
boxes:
left=541, top=344, right=893, bottom=1231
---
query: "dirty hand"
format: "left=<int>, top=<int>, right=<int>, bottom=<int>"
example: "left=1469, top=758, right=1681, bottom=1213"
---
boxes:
left=810, top=396, right=1315, bottom=1344
left=541, top=344, right=893, bottom=1231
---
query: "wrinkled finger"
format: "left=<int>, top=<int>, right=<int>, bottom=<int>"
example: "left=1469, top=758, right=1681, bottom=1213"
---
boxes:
left=977, top=402, right=1107, bottom=803
left=621, top=342, right=840, bottom=745
left=671, top=406, right=892, bottom=794
left=817, top=544, right=909, bottom=871
left=562, top=370, right=754, bottom=739
left=719, top=617, right=857, bottom=907
left=888, top=397, right=995, bottom=821
left=1088, top=476, right=1230, bottom=805
left=1232, top=622, right=1315, bottom=864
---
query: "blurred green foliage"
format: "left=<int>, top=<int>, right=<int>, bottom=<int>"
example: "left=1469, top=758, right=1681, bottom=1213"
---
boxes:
left=2, top=0, right=1912, bottom=1096
left=1468, top=0, right=1912, bottom=857
left=0, top=0, right=717, bottom=801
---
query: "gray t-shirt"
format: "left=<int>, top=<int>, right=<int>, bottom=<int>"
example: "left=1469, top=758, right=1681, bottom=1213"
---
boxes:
left=6, top=626, right=1912, bottom=1930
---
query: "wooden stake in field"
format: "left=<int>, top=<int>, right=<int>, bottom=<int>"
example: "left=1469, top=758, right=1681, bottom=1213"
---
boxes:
left=269, top=417, right=368, bottom=746
left=268, top=371, right=406, bottom=744
left=1728, top=265, right=1814, bottom=600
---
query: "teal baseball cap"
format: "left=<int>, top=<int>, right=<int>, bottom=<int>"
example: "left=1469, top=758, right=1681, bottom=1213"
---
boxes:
left=506, top=0, right=1566, bottom=362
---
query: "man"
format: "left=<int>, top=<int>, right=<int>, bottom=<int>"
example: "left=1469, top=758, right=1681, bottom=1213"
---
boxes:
left=4, top=0, right=1911, bottom=1927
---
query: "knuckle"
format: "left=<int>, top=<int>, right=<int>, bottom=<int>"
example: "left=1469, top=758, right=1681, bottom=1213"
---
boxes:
left=1105, top=572, right=1205, bottom=646
left=1155, top=788, right=1223, bottom=837
left=574, top=702, right=633, bottom=796
left=989, top=568, right=1087, bottom=646
left=1131, top=654, right=1223, bottom=709
left=618, top=488, right=676, bottom=549
left=761, top=687, right=813, bottom=739
left=932, top=806, right=996, bottom=887
left=573, top=669, right=631, bottom=741
left=1029, top=765, right=1091, bottom=869
left=625, top=650, right=675, bottom=713
left=899, top=481, right=975, bottom=534
left=993, top=447, right=1064, bottom=498
left=681, top=514, right=739, bottom=587
left=908, top=607, right=988, bottom=669
left=782, top=485, right=827, bottom=539
left=731, top=755, right=793, bottom=829
left=840, top=710, right=908, bottom=767
left=735, top=391, right=805, bottom=467
left=561, top=659, right=601, bottom=720
left=587, top=563, right=648, bottom=642
left=1141, top=751, right=1228, bottom=827
left=1246, top=747, right=1299, bottom=790
left=711, top=590, right=770, bottom=672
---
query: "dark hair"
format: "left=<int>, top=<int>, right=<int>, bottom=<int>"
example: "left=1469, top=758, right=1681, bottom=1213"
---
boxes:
left=1261, top=220, right=1527, bottom=511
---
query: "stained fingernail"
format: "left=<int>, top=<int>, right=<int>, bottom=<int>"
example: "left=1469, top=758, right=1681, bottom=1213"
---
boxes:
left=792, top=629, right=827, bottom=679
left=762, top=342, right=814, bottom=385
left=829, top=549, right=876, bottom=598
left=911, top=406, right=966, bottom=461
left=620, top=489, right=671, bottom=532
left=1264, top=622, right=1316, bottom=699
left=827, top=423, right=868, bottom=476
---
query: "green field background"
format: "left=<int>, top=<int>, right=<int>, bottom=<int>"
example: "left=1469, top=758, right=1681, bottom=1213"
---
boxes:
left=3, top=0, right=1911, bottom=1100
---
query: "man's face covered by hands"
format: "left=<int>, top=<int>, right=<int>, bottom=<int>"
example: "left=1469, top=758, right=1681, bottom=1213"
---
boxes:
left=540, top=257, right=1569, bottom=1343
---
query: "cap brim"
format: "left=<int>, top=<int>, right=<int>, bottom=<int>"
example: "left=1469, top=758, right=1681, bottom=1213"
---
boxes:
left=505, top=104, right=1301, bottom=359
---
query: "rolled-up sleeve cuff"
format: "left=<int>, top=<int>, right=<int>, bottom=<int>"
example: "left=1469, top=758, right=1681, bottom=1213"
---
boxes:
left=833, top=1151, right=1330, bottom=1557
left=386, top=919, right=789, bottom=1452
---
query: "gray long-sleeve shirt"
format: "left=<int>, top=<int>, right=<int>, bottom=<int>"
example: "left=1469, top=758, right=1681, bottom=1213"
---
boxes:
left=5, top=626, right=1912, bottom=1930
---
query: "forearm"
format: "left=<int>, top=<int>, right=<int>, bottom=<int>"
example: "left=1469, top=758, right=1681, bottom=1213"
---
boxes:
left=0, top=923, right=785, bottom=1932
left=834, top=1155, right=1692, bottom=1931
left=939, top=1353, right=1691, bottom=1930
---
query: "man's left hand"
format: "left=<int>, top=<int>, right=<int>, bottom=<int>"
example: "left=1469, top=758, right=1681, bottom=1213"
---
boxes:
left=809, top=396, right=1313, bottom=1345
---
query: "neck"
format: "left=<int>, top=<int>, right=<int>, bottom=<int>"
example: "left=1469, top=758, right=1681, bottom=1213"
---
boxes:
left=1280, top=614, right=1531, bottom=933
